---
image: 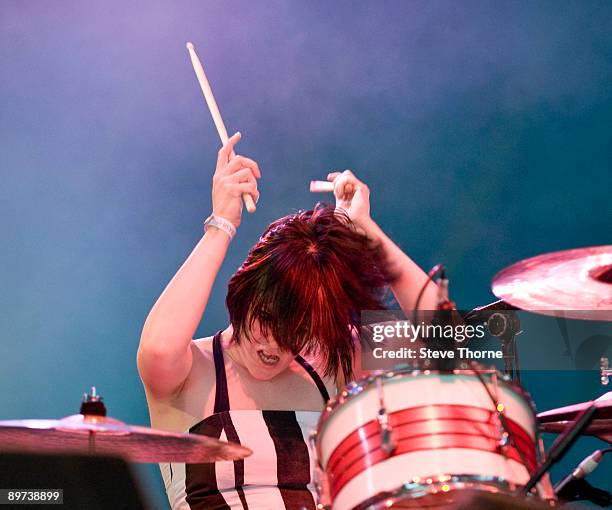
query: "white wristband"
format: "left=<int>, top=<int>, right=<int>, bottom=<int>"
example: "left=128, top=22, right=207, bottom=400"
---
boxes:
left=203, top=214, right=236, bottom=240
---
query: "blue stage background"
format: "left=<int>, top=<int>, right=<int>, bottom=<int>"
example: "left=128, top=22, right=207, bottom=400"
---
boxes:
left=1, top=1, right=610, bottom=507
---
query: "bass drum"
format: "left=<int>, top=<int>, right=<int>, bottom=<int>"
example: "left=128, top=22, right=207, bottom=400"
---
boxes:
left=314, top=368, right=542, bottom=510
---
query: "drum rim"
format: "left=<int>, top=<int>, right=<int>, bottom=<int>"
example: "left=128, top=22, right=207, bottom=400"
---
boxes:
left=318, top=366, right=537, bottom=429
left=348, top=473, right=520, bottom=510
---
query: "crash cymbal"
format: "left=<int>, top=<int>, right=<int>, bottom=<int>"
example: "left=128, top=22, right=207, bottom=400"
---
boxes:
left=492, top=245, right=612, bottom=321
left=0, top=414, right=252, bottom=463
left=537, top=392, right=612, bottom=443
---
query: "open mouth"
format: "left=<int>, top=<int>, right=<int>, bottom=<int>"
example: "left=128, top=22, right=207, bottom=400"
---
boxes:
left=257, top=350, right=280, bottom=366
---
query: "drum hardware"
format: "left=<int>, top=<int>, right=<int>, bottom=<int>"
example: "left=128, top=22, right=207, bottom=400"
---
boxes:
left=521, top=404, right=598, bottom=495
left=469, top=363, right=532, bottom=475
left=0, top=387, right=252, bottom=463
left=78, top=386, right=106, bottom=455
left=483, top=370, right=511, bottom=453
left=375, top=376, right=396, bottom=455
left=498, top=431, right=510, bottom=449
left=494, top=310, right=522, bottom=384
left=351, top=475, right=525, bottom=510
left=80, top=386, right=106, bottom=416
left=472, top=368, right=503, bottom=450
left=602, top=357, right=611, bottom=386
left=537, top=392, right=612, bottom=444
left=535, top=436, right=556, bottom=502
left=451, top=490, right=561, bottom=509
left=465, top=300, right=523, bottom=383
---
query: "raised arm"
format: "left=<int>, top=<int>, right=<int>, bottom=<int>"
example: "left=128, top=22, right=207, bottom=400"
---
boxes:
left=137, top=132, right=260, bottom=399
left=327, top=170, right=438, bottom=313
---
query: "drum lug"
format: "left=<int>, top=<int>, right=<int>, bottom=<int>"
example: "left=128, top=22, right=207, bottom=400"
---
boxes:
left=379, top=420, right=395, bottom=455
left=498, top=431, right=510, bottom=449
left=376, top=377, right=396, bottom=455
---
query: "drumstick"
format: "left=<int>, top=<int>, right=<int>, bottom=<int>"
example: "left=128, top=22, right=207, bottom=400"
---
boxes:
left=309, top=180, right=335, bottom=193
left=186, top=42, right=256, bottom=213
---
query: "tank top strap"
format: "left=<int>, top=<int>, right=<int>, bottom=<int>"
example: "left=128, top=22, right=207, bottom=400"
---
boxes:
left=212, top=331, right=230, bottom=414
left=295, top=355, right=330, bottom=403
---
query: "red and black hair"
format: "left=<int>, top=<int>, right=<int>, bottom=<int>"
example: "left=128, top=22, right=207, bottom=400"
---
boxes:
left=226, top=203, right=396, bottom=381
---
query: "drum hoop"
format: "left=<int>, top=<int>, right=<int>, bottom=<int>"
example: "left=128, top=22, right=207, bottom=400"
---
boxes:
left=321, top=366, right=535, bottom=419
left=349, top=474, right=519, bottom=510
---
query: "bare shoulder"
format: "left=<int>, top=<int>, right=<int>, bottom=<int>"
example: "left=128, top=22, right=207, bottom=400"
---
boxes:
left=145, top=335, right=218, bottom=432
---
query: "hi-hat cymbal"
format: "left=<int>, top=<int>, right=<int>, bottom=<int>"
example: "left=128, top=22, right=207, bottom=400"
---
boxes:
left=492, top=245, right=612, bottom=321
left=0, top=414, right=252, bottom=463
left=537, top=392, right=612, bottom=443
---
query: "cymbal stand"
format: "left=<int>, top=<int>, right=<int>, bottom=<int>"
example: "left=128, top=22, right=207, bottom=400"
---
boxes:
left=601, top=357, right=611, bottom=386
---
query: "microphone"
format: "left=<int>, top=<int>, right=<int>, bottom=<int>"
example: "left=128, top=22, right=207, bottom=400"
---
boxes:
left=433, top=268, right=458, bottom=372
left=463, top=300, right=520, bottom=337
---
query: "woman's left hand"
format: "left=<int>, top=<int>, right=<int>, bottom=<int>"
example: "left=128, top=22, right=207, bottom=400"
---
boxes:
left=327, top=170, right=372, bottom=232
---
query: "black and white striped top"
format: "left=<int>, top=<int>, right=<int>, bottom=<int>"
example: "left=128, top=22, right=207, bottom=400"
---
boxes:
left=161, top=332, right=330, bottom=510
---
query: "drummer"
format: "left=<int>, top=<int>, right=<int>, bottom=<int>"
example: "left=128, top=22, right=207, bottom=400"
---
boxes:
left=137, top=132, right=438, bottom=510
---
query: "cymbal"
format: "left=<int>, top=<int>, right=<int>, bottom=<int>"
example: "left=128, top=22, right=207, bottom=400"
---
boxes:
left=537, top=392, right=612, bottom=443
left=0, top=414, right=252, bottom=463
left=492, top=245, right=612, bottom=321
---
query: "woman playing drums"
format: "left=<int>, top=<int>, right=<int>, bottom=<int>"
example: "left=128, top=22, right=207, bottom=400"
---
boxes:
left=137, top=132, right=438, bottom=509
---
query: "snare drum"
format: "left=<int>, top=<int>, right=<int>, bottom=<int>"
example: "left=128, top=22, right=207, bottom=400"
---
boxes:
left=314, top=368, right=539, bottom=510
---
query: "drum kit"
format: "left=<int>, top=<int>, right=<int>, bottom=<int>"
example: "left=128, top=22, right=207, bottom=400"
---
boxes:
left=0, top=245, right=610, bottom=509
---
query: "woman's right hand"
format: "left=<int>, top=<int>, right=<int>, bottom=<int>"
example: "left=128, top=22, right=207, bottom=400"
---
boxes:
left=212, top=132, right=261, bottom=228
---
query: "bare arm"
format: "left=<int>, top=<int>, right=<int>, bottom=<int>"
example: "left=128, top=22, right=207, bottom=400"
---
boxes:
left=138, top=132, right=261, bottom=399
left=327, top=170, right=438, bottom=314
left=138, top=230, right=231, bottom=398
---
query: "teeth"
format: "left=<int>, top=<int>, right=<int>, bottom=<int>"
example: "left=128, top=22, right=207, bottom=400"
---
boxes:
left=258, top=350, right=279, bottom=365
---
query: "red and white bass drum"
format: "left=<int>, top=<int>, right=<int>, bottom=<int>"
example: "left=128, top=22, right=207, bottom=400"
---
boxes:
left=314, top=368, right=546, bottom=510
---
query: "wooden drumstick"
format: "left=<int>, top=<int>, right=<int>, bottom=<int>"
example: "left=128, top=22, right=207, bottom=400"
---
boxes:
left=309, top=180, right=335, bottom=193
left=310, top=179, right=355, bottom=201
left=186, top=42, right=256, bottom=213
